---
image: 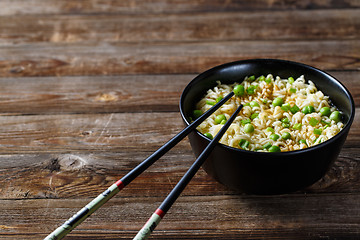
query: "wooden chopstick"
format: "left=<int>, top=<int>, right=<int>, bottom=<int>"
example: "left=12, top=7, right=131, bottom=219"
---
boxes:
left=44, top=91, right=235, bottom=240
left=133, top=103, right=243, bottom=240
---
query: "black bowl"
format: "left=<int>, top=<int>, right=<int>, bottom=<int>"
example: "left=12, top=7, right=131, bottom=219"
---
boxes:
left=179, top=59, right=355, bottom=194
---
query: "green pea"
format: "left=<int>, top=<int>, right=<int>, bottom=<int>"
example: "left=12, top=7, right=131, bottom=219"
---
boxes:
left=244, top=123, right=254, bottom=133
left=241, top=118, right=251, bottom=125
left=193, top=110, right=202, bottom=119
left=320, top=107, right=331, bottom=116
left=329, top=111, right=341, bottom=123
left=204, top=133, right=213, bottom=139
left=250, top=101, right=259, bottom=108
left=269, top=145, right=281, bottom=152
left=265, top=76, right=272, bottom=84
left=290, top=88, right=296, bottom=93
left=263, top=142, right=272, bottom=149
left=215, top=114, right=226, bottom=124
left=288, top=77, right=294, bottom=84
left=233, top=85, right=245, bottom=96
left=272, top=97, right=284, bottom=107
left=248, top=75, right=256, bottom=81
left=270, top=134, right=280, bottom=141
left=258, top=75, right=265, bottom=81
left=281, top=117, right=290, bottom=124
left=302, top=105, right=315, bottom=114
left=281, top=132, right=291, bottom=140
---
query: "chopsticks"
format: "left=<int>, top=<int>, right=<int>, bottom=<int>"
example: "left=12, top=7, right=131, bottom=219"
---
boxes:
left=133, top=103, right=243, bottom=240
left=44, top=91, right=235, bottom=240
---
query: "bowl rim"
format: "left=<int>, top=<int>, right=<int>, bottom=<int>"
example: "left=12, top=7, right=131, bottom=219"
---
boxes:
left=179, top=58, right=355, bottom=156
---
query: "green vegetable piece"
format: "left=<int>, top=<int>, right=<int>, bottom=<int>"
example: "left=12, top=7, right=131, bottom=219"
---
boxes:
left=290, top=105, right=300, bottom=114
left=270, top=134, right=280, bottom=141
left=290, top=88, right=296, bottom=93
left=282, top=123, right=290, bottom=128
left=250, top=101, right=260, bottom=108
left=299, top=139, right=307, bottom=146
left=193, top=110, right=202, bottom=119
left=233, top=84, right=245, bottom=97
left=241, top=118, right=251, bottom=125
left=246, top=85, right=257, bottom=94
left=329, top=111, right=341, bottom=123
left=265, top=76, right=272, bottom=84
left=321, top=120, right=330, bottom=125
left=314, top=128, right=322, bottom=135
left=266, top=127, right=275, bottom=132
left=281, top=132, right=291, bottom=140
left=204, top=133, right=213, bottom=139
left=293, top=123, right=302, bottom=130
left=263, top=142, right=272, bottom=149
left=272, top=97, right=284, bottom=107
left=215, top=114, right=226, bottom=124
left=320, top=107, right=331, bottom=116
left=269, top=145, right=281, bottom=152
left=258, top=75, right=265, bottom=81
left=220, top=119, right=227, bottom=124
left=244, top=123, right=255, bottom=133
left=250, top=113, right=259, bottom=120
left=206, top=100, right=215, bottom=105
left=248, top=75, right=256, bottom=81
left=216, top=96, right=223, bottom=103
left=239, top=139, right=250, bottom=149
left=281, top=103, right=291, bottom=111
left=302, top=105, right=315, bottom=114
left=288, top=77, right=295, bottom=84
left=309, top=117, right=319, bottom=127
left=281, top=117, right=290, bottom=124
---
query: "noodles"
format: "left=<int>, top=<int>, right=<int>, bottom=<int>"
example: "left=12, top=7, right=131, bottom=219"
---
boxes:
left=194, top=74, right=344, bottom=152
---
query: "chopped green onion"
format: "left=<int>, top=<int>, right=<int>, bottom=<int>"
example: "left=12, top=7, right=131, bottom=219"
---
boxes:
left=281, top=117, right=290, bottom=124
left=282, top=123, right=290, bottom=128
left=247, top=75, right=256, bottom=81
left=220, top=119, right=226, bottom=124
left=239, top=139, right=250, bottom=149
left=314, top=128, right=322, bottom=135
left=265, top=76, right=272, bottom=84
left=263, top=142, right=272, bottom=149
left=299, top=139, right=307, bottom=146
left=266, top=127, right=275, bottom=132
left=290, top=88, right=296, bottom=93
left=309, top=117, right=319, bottom=127
left=216, top=96, right=223, bottom=103
left=246, top=85, right=257, bottom=94
left=206, top=100, right=215, bottom=105
left=250, top=113, right=259, bottom=120
left=250, top=101, right=260, bottom=108
left=290, top=105, right=300, bottom=114
left=293, top=123, right=302, bottom=130
left=321, top=120, right=330, bottom=125
left=241, top=118, right=251, bottom=125
left=258, top=75, right=265, bottom=81
left=281, top=103, right=291, bottom=111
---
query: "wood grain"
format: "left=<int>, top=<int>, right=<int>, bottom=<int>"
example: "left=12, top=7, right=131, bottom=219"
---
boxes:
left=0, top=0, right=359, bottom=16
left=0, top=9, right=359, bottom=44
left=0, top=71, right=357, bottom=115
left=1, top=40, right=359, bottom=77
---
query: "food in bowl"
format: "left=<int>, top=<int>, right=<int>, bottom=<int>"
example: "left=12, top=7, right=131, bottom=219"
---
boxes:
left=194, top=74, right=344, bottom=152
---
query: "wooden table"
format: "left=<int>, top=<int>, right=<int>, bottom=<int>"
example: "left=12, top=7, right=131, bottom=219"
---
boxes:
left=0, top=1, right=359, bottom=239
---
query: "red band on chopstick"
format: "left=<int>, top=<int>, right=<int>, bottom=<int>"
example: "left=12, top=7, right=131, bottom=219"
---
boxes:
left=115, top=180, right=125, bottom=190
left=155, top=208, right=165, bottom=219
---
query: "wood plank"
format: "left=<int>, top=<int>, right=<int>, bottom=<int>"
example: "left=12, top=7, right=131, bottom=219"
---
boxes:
left=0, top=71, right=357, bottom=115
left=0, top=110, right=357, bottom=154
left=0, top=40, right=359, bottom=77
left=1, top=9, right=359, bottom=44
left=1, top=193, right=360, bottom=239
left=0, top=0, right=359, bottom=16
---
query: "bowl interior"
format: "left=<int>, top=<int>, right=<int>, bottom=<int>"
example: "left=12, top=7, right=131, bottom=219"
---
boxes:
left=181, top=59, right=354, bottom=131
